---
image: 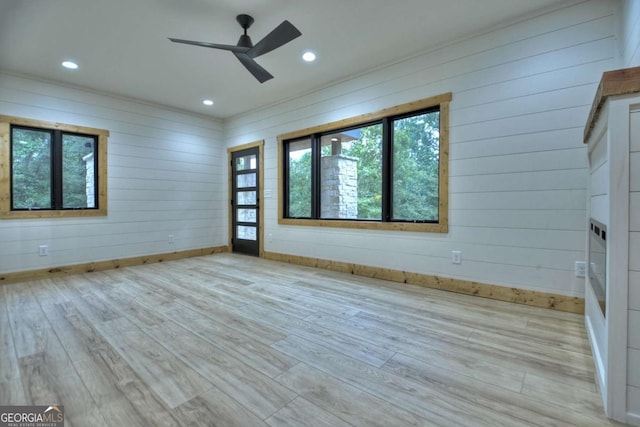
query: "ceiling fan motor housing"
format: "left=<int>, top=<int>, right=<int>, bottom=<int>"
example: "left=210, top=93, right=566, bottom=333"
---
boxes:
left=237, top=34, right=253, bottom=48
left=236, top=14, right=255, bottom=48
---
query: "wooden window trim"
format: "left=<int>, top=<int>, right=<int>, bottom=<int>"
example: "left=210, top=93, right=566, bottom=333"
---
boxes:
left=0, top=115, right=109, bottom=219
left=277, top=92, right=450, bottom=233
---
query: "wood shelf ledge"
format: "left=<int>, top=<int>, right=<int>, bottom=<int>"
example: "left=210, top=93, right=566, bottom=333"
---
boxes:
left=584, top=65, right=640, bottom=142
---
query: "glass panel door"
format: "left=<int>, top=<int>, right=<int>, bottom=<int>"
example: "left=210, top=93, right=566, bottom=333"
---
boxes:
left=232, top=148, right=259, bottom=256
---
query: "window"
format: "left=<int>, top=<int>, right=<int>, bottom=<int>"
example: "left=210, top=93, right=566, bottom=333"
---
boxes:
left=0, top=115, right=109, bottom=219
left=320, top=123, right=383, bottom=220
left=285, top=138, right=312, bottom=218
left=391, top=110, right=440, bottom=222
left=279, top=92, right=450, bottom=232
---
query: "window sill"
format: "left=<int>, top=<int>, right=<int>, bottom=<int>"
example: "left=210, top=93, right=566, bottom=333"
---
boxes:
left=0, top=208, right=107, bottom=220
left=278, top=217, right=447, bottom=233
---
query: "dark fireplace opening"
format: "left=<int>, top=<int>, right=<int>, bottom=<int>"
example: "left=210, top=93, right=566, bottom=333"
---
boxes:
left=589, top=219, right=607, bottom=317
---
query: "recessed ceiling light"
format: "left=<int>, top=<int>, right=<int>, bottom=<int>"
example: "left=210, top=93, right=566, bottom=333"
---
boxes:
left=61, top=61, right=78, bottom=70
left=203, top=99, right=214, bottom=106
left=302, top=51, right=316, bottom=62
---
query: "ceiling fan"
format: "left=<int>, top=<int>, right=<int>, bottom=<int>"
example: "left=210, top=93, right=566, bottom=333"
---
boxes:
left=169, top=14, right=302, bottom=83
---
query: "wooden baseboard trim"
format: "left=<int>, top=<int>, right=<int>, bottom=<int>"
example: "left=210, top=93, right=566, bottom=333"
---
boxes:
left=2, top=247, right=585, bottom=314
left=263, top=251, right=585, bottom=314
left=0, top=246, right=230, bottom=284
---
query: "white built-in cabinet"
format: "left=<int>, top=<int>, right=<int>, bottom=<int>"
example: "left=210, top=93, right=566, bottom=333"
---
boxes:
left=585, top=66, right=640, bottom=425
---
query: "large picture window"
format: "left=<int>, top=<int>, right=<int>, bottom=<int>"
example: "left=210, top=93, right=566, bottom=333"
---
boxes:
left=279, top=93, right=450, bottom=233
left=0, top=115, right=109, bottom=219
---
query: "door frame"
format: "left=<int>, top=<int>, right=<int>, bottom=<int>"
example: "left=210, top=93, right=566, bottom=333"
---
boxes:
left=228, top=140, right=264, bottom=257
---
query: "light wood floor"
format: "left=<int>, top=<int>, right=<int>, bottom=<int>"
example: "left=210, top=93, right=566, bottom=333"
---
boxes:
left=0, top=253, right=620, bottom=426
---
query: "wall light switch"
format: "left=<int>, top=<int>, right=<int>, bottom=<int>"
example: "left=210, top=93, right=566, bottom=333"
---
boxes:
left=39, top=245, right=49, bottom=256
left=452, top=250, right=462, bottom=264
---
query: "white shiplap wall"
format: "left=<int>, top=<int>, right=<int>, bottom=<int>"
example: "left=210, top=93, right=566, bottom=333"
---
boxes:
left=225, top=0, right=617, bottom=297
left=620, top=0, right=640, bottom=67
left=0, top=73, right=226, bottom=274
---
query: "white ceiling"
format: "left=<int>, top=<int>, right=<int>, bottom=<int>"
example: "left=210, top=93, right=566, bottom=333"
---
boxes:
left=0, top=0, right=573, bottom=119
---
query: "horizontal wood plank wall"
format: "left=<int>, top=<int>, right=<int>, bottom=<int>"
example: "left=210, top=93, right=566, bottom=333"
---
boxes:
left=264, top=251, right=585, bottom=314
left=225, top=0, right=618, bottom=300
left=0, top=246, right=229, bottom=284
left=0, top=73, right=227, bottom=275
left=621, top=0, right=640, bottom=68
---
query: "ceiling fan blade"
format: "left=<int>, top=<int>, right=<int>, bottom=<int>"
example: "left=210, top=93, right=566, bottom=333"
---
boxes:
left=247, top=20, right=301, bottom=58
left=233, top=52, right=273, bottom=83
left=169, top=38, right=249, bottom=54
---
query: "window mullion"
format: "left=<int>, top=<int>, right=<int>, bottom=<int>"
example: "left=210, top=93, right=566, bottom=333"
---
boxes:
left=283, top=143, right=290, bottom=217
left=52, top=130, right=63, bottom=209
left=92, top=135, right=99, bottom=208
left=311, top=133, right=321, bottom=219
left=381, top=117, right=392, bottom=222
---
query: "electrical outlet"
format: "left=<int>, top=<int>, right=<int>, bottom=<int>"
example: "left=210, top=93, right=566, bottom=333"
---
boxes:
left=168, top=234, right=175, bottom=244
left=39, top=245, right=48, bottom=256
left=575, top=261, right=586, bottom=277
left=451, top=250, right=462, bottom=264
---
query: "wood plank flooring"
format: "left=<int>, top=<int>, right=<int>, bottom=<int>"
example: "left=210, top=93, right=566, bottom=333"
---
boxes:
left=0, top=253, right=621, bottom=426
